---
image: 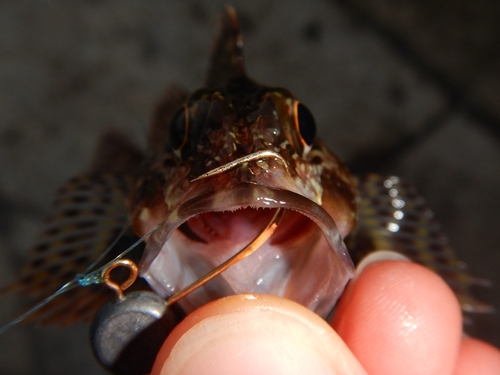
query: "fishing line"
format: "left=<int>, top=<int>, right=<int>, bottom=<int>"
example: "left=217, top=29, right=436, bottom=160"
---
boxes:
left=0, top=224, right=160, bottom=335
left=76, top=223, right=160, bottom=286
left=82, top=223, right=130, bottom=275
left=2, top=206, right=283, bottom=334
left=0, top=282, right=79, bottom=335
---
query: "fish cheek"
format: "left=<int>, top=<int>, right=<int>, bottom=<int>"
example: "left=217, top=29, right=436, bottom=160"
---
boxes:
left=320, top=169, right=357, bottom=239
left=131, top=201, right=169, bottom=239
left=129, top=172, right=170, bottom=238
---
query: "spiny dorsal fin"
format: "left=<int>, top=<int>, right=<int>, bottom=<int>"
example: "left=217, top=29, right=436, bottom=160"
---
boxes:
left=206, top=7, right=247, bottom=89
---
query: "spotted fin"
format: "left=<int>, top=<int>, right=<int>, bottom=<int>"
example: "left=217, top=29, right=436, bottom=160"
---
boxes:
left=346, top=174, right=493, bottom=314
left=2, top=174, right=141, bottom=324
left=2, top=133, right=147, bottom=325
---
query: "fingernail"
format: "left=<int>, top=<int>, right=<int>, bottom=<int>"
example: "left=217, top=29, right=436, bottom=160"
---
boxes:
left=355, top=250, right=411, bottom=276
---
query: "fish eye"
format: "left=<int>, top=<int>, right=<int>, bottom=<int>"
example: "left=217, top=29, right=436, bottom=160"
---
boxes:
left=169, top=106, right=189, bottom=153
left=293, top=101, right=316, bottom=148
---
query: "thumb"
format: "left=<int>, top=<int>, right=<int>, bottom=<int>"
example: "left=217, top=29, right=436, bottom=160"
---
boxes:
left=151, top=294, right=367, bottom=375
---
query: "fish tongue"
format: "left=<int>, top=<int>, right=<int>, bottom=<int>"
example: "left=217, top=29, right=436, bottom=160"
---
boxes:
left=182, top=208, right=276, bottom=244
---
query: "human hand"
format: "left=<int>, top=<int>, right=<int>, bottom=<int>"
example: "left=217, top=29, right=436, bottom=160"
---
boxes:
left=150, top=253, right=500, bottom=375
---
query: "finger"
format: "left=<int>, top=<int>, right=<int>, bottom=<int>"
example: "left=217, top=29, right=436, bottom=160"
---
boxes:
left=151, top=294, right=367, bottom=375
left=454, top=337, right=500, bottom=375
left=332, top=258, right=462, bottom=375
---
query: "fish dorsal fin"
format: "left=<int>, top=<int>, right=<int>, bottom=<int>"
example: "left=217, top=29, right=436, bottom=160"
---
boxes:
left=206, top=7, right=247, bottom=89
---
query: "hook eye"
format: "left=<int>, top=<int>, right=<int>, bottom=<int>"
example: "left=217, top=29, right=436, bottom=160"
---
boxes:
left=101, top=259, right=138, bottom=301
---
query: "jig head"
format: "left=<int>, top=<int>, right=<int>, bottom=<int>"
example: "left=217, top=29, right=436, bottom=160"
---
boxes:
left=89, top=208, right=283, bottom=374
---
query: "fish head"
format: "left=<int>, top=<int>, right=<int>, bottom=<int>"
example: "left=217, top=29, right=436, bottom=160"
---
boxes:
left=130, top=8, right=357, bottom=317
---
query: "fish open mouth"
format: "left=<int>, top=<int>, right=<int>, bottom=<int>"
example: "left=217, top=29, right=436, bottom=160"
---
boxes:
left=179, top=207, right=315, bottom=246
left=140, top=183, right=354, bottom=318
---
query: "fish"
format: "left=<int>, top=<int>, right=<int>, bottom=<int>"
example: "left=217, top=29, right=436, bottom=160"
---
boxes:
left=1, top=6, right=491, bottom=335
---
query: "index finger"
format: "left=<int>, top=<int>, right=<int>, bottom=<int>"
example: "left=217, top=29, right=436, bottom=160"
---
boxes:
left=332, top=259, right=463, bottom=375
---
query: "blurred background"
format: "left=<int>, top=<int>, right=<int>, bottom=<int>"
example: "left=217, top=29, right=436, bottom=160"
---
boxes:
left=0, top=1, right=498, bottom=374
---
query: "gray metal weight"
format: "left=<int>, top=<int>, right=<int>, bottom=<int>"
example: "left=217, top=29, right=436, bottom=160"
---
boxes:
left=90, top=291, right=181, bottom=375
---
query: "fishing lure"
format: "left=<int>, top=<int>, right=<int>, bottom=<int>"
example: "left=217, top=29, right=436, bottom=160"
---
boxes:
left=0, top=7, right=491, bottom=375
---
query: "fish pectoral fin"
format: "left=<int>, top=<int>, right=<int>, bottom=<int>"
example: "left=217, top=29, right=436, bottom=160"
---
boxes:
left=2, top=173, right=146, bottom=325
left=346, top=174, right=494, bottom=315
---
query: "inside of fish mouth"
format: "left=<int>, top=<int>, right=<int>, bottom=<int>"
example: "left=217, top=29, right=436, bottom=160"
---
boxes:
left=178, top=206, right=316, bottom=245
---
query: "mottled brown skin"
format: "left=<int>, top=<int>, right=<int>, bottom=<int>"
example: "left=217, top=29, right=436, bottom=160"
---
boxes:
left=130, top=8, right=357, bottom=245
